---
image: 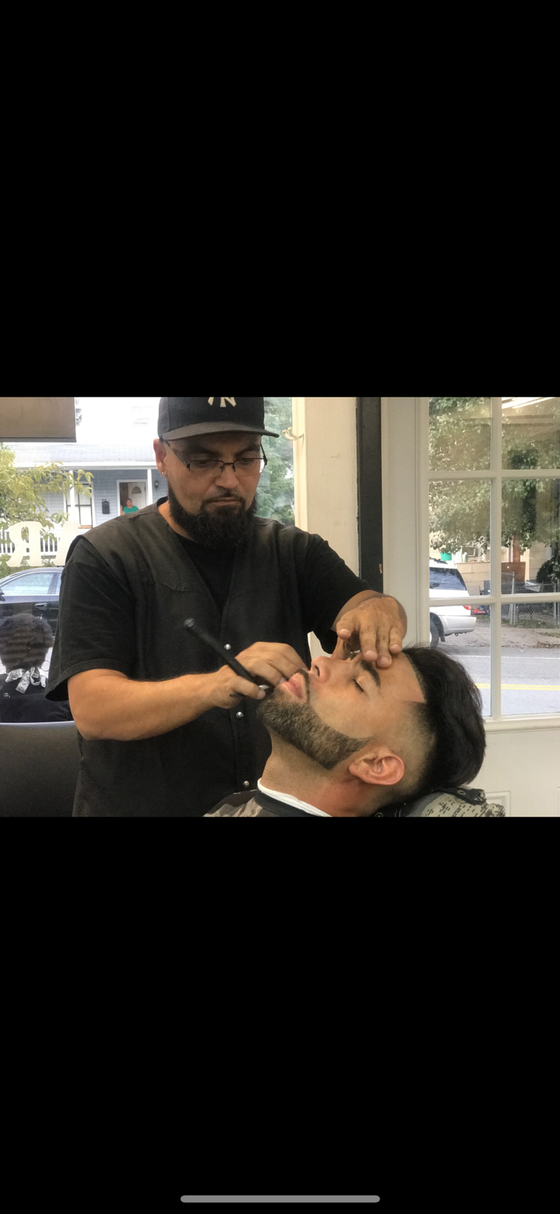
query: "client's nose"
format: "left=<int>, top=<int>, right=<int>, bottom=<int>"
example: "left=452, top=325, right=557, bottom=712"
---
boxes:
left=312, top=654, right=361, bottom=683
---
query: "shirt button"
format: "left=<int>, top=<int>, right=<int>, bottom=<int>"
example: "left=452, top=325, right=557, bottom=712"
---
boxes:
left=236, top=711, right=244, bottom=719
left=224, top=644, right=232, bottom=651
left=243, top=781, right=250, bottom=789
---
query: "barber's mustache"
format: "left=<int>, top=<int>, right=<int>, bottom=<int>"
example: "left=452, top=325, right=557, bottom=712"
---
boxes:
left=204, top=493, right=245, bottom=504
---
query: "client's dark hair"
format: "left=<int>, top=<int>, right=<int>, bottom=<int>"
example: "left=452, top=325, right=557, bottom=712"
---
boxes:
left=400, top=645, right=486, bottom=798
left=0, top=613, right=54, bottom=671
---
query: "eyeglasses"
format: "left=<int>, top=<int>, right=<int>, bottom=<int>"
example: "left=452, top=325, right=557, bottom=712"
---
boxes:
left=164, top=441, right=268, bottom=479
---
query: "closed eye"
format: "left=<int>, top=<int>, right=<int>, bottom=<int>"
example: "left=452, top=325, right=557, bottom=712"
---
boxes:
left=353, top=680, right=365, bottom=694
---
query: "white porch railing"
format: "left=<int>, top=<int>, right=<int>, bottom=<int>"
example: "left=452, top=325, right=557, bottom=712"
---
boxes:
left=0, top=529, right=60, bottom=558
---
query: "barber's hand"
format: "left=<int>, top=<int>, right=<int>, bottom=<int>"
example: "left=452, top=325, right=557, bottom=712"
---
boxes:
left=210, top=642, right=308, bottom=709
left=333, top=596, right=407, bottom=669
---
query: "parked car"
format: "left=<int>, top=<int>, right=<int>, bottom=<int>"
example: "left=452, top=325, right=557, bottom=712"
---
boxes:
left=0, top=567, right=62, bottom=635
left=429, top=560, right=476, bottom=648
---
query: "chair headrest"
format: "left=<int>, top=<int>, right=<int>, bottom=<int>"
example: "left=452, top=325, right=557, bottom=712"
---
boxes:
left=373, top=787, right=506, bottom=817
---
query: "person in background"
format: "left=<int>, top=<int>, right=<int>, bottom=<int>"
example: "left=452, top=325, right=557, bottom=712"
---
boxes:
left=0, top=614, right=73, bottom=723
left=121, top=498, right=139, bottom=516
left=206, top=646, right=504, bottom=817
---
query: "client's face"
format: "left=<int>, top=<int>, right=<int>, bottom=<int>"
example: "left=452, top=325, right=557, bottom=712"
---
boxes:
left=257, top=653, right=426, bottom=771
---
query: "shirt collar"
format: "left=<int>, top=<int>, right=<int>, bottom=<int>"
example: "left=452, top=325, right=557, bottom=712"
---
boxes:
left=258, top=780, right=332, bottom=817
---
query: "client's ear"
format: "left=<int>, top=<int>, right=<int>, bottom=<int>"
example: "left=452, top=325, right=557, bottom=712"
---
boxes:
left=349, top=751, right=405, bottom=787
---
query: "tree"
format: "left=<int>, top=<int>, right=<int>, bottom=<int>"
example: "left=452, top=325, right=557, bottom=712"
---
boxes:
left=429, top=398, right=560, bottom=575
left=0, top=446, right=93, bottom=576
left=256, top=398, right=295, bottom=525
left=429, top=397, right=492, bottom=474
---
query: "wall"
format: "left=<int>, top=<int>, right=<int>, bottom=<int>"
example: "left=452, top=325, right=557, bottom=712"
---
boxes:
left=455, top=562, right=491, bottom=595
left=478, top=723, right=560, bottom=816
left=292, top=398, right=359, bottom=658
left=292, top=398, right=359, bottom=572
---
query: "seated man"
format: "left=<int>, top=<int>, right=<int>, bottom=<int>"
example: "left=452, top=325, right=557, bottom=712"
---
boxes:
left=0, top=613, right=73, bottom=723
left=205, top=645, right=504, bottom=817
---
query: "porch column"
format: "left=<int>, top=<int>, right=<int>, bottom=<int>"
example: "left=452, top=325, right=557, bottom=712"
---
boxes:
left=69, top=471, right=77, bottom=519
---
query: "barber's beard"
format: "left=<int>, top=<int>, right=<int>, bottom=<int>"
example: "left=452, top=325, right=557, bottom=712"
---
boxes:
left=168, top=483, right=257, bottom=550
left=257, top=671, right=372, bottom=772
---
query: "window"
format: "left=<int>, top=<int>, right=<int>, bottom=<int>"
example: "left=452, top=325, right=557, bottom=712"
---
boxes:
left=257, top=398, right=294, bottom=525
left=0, top=570, right=56, bottom=595
left=63, top=490, right=93, bottom=528
left=428, top=397, right=560, bottom=719
left=76, top=493, right=93, bottom=527
left=429, top=567, right=468, bottom=592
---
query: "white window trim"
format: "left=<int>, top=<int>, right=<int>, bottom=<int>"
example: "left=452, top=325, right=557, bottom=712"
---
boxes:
left=65, top=473, right=95, bottom=529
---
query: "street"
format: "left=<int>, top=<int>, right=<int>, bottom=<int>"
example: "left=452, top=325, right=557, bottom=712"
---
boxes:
left=453, top=650, right=560, bottom=716
left=443, top=621, right=560, bottom=715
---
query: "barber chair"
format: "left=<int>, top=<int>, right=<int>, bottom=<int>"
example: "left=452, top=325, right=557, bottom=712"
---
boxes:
left=0, top=721, right=80, bottom=817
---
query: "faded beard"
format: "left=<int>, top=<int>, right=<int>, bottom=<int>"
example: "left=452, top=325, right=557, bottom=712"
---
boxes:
left=167, top=483, right=257, bottom=550
left=257, top=672, right=372, bottom=771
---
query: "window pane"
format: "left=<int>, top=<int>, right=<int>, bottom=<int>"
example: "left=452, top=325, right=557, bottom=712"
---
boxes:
left=429, top=397, right=492, bottom=471
left=257, top=398, right=294, bottom=524
left=430, top=480, right=491, bottom=587
left=502, top=397, right=560, bottom=469
left=502, top=477, right=560, bottom=588
left=446, top=606, right=560, bottom=718
left=429, top=567, right=468, bottom=592
left=501, top=625, right=560, bottom=716
left=436, top=605, right=492, bottom=719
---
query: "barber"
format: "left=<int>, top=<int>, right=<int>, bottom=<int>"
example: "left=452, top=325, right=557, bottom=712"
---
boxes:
left=46, top=396, right=407, bottom=817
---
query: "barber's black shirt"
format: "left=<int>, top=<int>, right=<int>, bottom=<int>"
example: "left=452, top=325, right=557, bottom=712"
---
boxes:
left=173, top=535, right=236, bottom=615
left=46, top=502, right=370, bottom=816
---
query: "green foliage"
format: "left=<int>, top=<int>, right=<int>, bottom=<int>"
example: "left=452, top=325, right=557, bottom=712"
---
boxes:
left=429, top=397, right=492, bottom=472
left=0, top=446, right=93, bottom=577
left=257, top=399, right=295, bottom=525
left=536, top=556, right=560, bottom=583
left=430, top=479, right=491, bottom=555
left=429, top=398, right=560, bottom=557
left=503, top=399, right=560, bottom=470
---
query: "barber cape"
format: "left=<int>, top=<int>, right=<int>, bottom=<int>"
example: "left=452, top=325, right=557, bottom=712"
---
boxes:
left=205, top=787, right=317, bottom=817
left=205, top=786, right=506, bottom=817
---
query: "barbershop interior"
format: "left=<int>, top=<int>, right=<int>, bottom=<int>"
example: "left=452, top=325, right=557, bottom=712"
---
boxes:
left=0, top=396, right=559, bottom=817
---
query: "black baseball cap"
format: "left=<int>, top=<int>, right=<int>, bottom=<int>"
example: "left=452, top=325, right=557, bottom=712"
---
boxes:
left=158, top=397, right=279, bottom=441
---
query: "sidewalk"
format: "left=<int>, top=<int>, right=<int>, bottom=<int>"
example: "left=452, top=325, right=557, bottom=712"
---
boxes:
left=445, top=619, right=560, bottom=652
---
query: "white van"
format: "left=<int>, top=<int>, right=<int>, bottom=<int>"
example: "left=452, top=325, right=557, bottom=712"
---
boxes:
left=429, top=559, right=476, bottom=648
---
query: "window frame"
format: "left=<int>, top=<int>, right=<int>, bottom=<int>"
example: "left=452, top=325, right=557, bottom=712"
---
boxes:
left=424, top=397, right=560, bottom=726
left=356, top=398, right=384, bottom=592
